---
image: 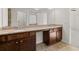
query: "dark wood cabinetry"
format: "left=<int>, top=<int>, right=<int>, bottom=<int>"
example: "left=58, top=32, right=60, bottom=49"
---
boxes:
left=19, top=32, right=36, bottom=51
left=29, top=32, right=36, bottom=51
left=0, top=40, right=19, bottom=51
left=19, top=38, right=31, bottom=51
left=0, top=31, right=36, bottom=51
left=0, top=26, right=62, bottom=51
left=43, top=27, right=62, bottom=45
left=56, top=30, right=62, bottom=42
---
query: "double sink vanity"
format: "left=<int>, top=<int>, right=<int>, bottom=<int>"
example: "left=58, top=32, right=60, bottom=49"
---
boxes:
left=0, top=24, right=62, bottom=51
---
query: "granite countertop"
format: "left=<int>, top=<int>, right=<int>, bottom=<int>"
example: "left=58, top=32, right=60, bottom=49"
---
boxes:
left=0, top=24, right=62, bottom=35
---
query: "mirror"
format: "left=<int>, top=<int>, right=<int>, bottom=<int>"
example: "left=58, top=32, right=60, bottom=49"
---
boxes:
left=29, top=14, right=37, bottom=25
left=8, top=8, right=49, bottom=27
left=17, top=11, right=27, bottom=27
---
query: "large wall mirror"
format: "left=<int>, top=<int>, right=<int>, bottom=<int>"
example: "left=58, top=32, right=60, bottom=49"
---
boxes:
left=8, top=8, right=49, bottom=27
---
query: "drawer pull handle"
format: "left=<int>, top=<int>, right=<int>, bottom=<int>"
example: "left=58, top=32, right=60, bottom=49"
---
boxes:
left=20, top=40, right=23, bottom=43
left=16, top=42, right=19, bottom=44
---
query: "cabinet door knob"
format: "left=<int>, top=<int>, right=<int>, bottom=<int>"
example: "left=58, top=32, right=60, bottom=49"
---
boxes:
left=20, top=40, right=23, bottom=43
left=16, top=42, right=19, bottom=44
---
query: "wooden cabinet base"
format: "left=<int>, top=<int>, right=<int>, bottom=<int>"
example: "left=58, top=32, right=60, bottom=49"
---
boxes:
left=0, top=32, right=36, bottom=51
left=0, top=27, right=62, bottom=51
left=43, top=27, right=62, bottom=45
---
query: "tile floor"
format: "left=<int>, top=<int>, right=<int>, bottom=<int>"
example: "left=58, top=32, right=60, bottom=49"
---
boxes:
left=36, top=42, right=79, bottom=51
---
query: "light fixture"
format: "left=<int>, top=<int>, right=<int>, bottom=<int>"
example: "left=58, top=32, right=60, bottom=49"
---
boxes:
left=48, top=8, right=52, bottom=10
left=34, top=8, right=39, bottom=10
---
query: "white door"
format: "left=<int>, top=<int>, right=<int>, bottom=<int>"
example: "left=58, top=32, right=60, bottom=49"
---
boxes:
left=70, top=8, right=79, bottom=47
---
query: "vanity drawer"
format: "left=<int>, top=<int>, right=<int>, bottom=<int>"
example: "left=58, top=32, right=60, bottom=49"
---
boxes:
left=8, top=32, right=29, bottom=40
left=17, top=32, right=29, bottom=39
left=29, top=32, right=36, bottom=37
left=0, top=36, right=7, bottom=43
left=8, top=34, right=18, bottom=40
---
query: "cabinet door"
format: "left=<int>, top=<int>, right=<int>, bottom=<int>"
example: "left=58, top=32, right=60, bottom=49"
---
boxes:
left=19, top=38, right=31, bottom=51
left=56, top=30, right=62, bottom=42
left=29, top=32, right=36, bottom=51
left=43, top=31, right=49, bottom=45
left=0, top=40, right=19, bottom=51
left=49, top=29, right=57, bottom=44
left=19, top=32, right=36, bottom=51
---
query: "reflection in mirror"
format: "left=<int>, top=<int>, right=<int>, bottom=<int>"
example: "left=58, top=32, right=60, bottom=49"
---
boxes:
left=42, top=13, right=48, bottom=25
left=8, top=8, right=11, bottom=26
left=37, top=13, right=47, bottom=25
left=17, top=11, right=27, bottom=27
left=29, top=14, right=37, bottom=26
left=8, top=8, right=49, bottom=27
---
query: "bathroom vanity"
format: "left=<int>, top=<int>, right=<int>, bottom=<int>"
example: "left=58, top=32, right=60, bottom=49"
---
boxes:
left=0, top=25, right=62, bottom=51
